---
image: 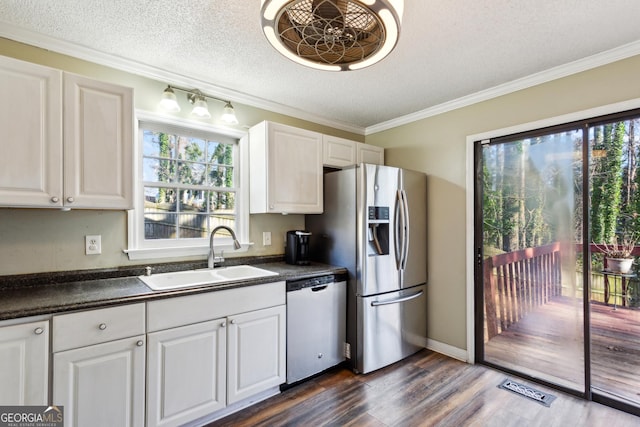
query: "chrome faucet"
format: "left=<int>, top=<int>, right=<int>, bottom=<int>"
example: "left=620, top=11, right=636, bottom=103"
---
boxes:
left=208, top=226, right=241, bottom=269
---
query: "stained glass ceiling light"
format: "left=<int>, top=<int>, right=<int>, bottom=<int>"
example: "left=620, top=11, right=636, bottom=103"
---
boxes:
left=261, top=0, right=403, bottom=71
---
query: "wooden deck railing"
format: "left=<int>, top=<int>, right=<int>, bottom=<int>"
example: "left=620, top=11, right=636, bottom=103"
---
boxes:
left=484, top=242, right=563, bottom=339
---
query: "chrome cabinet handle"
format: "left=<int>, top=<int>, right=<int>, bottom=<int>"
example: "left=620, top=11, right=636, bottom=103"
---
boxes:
left=98, top=323, right=107, bottom=330
left=136, top=340, right=144, bottom=347
left=66, top=197, right=74, bottom=203
left=221, top=321, right=226, bottom=328
left=230, top=319, right=236, bottom=324
left=50, top=197, right=59, bottom=203
left=34, top=327, right=44, bottom=335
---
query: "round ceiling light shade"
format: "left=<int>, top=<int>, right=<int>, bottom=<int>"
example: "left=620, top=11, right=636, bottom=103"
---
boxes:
left=261, top=0, right=403, bottom=71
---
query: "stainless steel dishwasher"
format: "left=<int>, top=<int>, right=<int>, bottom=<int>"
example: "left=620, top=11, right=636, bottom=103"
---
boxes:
left=286, top=274, right=347, bottom=384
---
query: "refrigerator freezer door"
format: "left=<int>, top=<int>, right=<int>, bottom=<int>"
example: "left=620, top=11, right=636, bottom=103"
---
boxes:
left=357, top=284, right=427, bottom=374
left=400, top=168, right=428, bottom=287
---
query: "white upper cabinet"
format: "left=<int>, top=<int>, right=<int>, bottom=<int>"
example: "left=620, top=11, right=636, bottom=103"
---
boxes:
left=0, top=56, right=63, bottom=207
left=357, top=142, right=384, bottom=165
left=323, top=135, right=357, bottom=168
left=249, top=121, right=323, bottom=214
left=0, top=55, right=133, bottom=209
left=63, top=73, right=133, bottom=209
left=322, top=134, right=384, bottom=168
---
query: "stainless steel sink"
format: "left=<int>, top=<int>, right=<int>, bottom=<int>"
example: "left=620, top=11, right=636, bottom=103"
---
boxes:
left=139, top=265, right=278, bottom=291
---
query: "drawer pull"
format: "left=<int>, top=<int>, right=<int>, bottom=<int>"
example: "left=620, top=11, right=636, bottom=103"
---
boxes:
left=221, top=322, right=226, bottom=328
left=50, top=197, right=59, bottom=203
left=66, top=197, right=74, bottom=203
left=34, top=327, right=44, bottom=335
left=136, top=340, right=144, bottom=347
left=230, top=319, right=236, bottom=324
left=98, top=323, right=107, bottom=330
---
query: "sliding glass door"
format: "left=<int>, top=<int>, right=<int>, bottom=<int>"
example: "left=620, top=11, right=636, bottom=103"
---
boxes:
left=476, top=110, right=640, bottom=414
left=478, top=128, right=586, bottom=392
left=587, top=119, right=640, bottom=407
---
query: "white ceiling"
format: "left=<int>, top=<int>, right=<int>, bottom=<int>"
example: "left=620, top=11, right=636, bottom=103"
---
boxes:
left=2, top=1, right=640, bottom=134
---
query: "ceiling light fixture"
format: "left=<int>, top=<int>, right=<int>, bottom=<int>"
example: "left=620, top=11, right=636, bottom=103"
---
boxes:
left=159, top=85, right=239, bottom=125
left=260, top=0, right=403, bottom=71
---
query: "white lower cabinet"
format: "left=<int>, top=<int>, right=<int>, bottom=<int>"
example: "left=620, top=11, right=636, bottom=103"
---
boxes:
left=53, top=336, right=146, bottom=427
left=146, top=281, right=286, bottom=426
left=147, top=320, right=227, bottom=427
left=227, top=305, right=286, bottom=405
left=0, top=319, right=49, bottom=405
left=52, top=303, right=146, bottom=427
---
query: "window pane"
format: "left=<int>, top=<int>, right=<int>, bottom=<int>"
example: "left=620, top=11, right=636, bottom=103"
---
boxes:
left=207, top=165, right=234, bottom=187
left=178, top=137, right=206, bottom=162
left=179, top=189, right=207, bottom=212
left=144, top=186, right=178, bottom=239
left=144, top=213, right=176, bottom=239
left=177, top=161, right=206, bottom=185
left=207, top=141, right=233, bottom=165
left=143, top=131, right=175, bottom=158
left=177, top=213, right=208, bottom=238
left=210, top=191, right=235, bottom=212
left=143, top=157, right=176, bottom=183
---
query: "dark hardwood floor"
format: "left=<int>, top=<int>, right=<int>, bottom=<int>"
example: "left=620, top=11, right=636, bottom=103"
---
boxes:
left=207, top=350, right=639, bottom=427
left=485, top=296, right=640, bottom=404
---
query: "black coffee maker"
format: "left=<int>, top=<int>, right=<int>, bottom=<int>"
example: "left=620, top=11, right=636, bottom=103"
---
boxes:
left=285, top=230, right=311, bottom=265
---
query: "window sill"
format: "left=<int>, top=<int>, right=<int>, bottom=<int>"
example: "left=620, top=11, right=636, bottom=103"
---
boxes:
left=124, top=242, right=253, bottom=261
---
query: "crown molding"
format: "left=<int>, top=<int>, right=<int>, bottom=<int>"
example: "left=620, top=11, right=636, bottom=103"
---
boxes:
left=365, top=40, right=640, bottom=135
left=0, top=21, right=366, bottom=135
left=3, top=21, right=640, bottom=137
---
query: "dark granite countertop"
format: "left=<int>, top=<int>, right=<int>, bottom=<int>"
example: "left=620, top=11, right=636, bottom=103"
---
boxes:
left=0, top=258, right=347, bottom=321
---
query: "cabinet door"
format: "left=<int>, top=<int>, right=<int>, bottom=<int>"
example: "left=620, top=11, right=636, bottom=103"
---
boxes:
left=64, top=73, right=133, bottom=209
left=323, top=135, right=357, bottom=168
left=53, top=335, right=145, bottom=427
left=251, top=122, right=323, bottom=214
left=0, top=56, right=63, bottom=207
left=227, top=305, right=286, bottom=404
left=0, top=320, right=49, bottom=405
left=147, top=320, right=227, bottom=427
left=357, top=143, right=384, bottom=165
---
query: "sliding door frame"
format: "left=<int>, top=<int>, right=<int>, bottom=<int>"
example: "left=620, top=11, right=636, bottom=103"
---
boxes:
left=466, top=99, right=640, bottom=417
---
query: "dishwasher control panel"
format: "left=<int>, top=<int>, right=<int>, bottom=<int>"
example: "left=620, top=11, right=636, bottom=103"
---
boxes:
left=286, top=274, right=335, bottom=292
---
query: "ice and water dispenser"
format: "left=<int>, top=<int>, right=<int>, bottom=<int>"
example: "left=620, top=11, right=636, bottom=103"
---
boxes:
left=367, top=206, right=389, bottom=256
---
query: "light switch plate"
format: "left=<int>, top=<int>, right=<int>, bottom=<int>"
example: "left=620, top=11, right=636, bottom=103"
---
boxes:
left=263, top=231, right=272, bottom=246
left=85, top=235, right=102, bottom=255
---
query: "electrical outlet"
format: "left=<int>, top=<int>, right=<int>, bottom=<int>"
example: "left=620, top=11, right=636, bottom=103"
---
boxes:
left=85, top=235, right=102, bottom=255
left=263, top=231, right=272, bottom=246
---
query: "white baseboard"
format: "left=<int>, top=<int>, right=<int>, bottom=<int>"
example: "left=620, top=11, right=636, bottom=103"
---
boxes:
left=426, top=339, right=469, bottom=363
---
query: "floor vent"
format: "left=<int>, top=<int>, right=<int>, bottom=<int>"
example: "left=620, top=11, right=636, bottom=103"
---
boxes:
left=498, top=378, right=557, bottom=407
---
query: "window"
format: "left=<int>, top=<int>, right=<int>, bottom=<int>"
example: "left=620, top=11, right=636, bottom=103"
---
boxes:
left=126, top=112, right=248, bottom=260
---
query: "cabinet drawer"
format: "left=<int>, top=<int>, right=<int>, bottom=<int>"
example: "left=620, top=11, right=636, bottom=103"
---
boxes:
left=52, top=303, right=145, bottom=352
left=147, top=281, right=285, bottom=332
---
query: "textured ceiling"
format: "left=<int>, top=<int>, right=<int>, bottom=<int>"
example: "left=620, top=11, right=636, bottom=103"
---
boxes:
left=2, top=1, right=640, bottom=133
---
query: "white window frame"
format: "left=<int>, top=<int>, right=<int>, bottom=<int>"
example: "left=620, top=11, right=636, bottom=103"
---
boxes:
left=125, top=111, right=250, bottom=260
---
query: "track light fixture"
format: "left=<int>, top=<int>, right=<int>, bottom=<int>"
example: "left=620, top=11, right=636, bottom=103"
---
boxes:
left=159, top=85, right=239, bottom=125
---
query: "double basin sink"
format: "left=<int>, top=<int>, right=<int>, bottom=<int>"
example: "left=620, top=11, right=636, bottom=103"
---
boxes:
left=139, top=265, right=279, bottom=291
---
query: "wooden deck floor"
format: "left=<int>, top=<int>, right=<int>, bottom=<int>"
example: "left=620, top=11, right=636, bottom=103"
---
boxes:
left=208, top=350, right=639, bottom=427
left=484, top=296, right=640, bottom=404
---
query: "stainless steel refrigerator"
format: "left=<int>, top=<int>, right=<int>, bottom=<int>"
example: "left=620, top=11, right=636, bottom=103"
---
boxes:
left=306, top=163, right=427, bottom=374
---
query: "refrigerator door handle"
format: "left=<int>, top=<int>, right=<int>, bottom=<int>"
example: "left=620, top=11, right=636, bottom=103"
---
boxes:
left=371, top=290, right=424, bottom=306
left=400, top=189, right=410, bottom=270
left=394, top=190, right=403, bottom=269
